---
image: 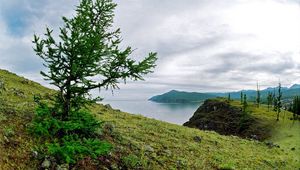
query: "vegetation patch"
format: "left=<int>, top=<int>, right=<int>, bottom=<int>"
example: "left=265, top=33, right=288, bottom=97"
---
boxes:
left=0, top=69, right=300, bottom=169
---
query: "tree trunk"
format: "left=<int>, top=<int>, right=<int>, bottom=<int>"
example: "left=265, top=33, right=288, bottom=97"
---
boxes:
left=63, top=79, right=71, bottom=121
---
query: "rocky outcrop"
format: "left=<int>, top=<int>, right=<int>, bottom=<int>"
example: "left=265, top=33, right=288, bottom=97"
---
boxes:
left=184, top=99, right=270, bottom=140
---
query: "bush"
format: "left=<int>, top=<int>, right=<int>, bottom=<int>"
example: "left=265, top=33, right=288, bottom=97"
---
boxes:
left=30, top=103, right=101, bottom=138
left=29, top=103, right=112, bottom=164
left=47, top=135, right=112, bottom=164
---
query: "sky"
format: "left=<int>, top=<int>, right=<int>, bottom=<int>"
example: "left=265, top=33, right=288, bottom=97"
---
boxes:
left=0, top=0, right=299, bottom=100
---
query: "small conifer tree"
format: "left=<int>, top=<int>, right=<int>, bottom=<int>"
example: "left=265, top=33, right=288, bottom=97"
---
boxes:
left=256, top=82, right=261, bottom=108
left=228, top=93, right=231, bottom=101
left=243, top=94, right=247, bottom=113
left=267, top=92, right=273, bottom=111
left=240, top=91, right=243, bottom=104
left=33, top=0, right=157, bottom=119
left=276, top=83, right=282, bottom=121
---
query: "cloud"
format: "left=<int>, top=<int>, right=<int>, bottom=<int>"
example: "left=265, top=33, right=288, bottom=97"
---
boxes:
left=0, top=0, right=300, bottom=100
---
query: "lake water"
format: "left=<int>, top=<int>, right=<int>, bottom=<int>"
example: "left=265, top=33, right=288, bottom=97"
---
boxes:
left=101, top=100, right=202, bottom=125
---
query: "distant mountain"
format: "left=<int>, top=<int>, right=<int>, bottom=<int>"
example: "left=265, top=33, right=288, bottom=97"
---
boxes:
left=149, top=84, right=300, bottom=103
left=149, top=90, right=216, bottom=103
left=289, top=84, right=300, bottom=89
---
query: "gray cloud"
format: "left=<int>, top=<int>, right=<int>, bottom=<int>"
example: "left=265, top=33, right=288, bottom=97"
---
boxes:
left=0, top=0, right=300, bottom=100
left=205, top=52, right=296, bottom=75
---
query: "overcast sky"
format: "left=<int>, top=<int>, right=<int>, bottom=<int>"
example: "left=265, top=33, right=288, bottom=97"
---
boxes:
left=0, top=0, right=300, bottom=100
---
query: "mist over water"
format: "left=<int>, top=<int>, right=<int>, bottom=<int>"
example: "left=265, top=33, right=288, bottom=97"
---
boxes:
left=101, top=100, right=201, bottom=125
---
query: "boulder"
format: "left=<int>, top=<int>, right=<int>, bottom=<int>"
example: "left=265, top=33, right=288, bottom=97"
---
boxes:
left=56, top=164, right=69, bottom=170
left=41, top=159, right=51, bottom=169
left=193, top=136, right=202, bottom=143
left=104, top=104, right=112, bottom=109
left=144, top=145, right=154, bottom=152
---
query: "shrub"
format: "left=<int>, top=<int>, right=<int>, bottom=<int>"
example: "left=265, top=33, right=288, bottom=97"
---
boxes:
left=30, top=103, right=102, bottom=137
left=29, top=103, right=112, bottom=164
left=47, top=135, right=112, bottom=164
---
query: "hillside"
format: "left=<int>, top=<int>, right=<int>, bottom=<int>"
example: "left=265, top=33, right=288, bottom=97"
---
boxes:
left=149, top=90, right=216, bottom=103
left=150, top=86, right=300, bottom=104
left=0, top=69, right=299, bottom=169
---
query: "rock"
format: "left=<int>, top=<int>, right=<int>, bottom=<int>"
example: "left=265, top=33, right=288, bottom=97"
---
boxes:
left=31, top=150, right=38, bottom=158
left=41, top=159, right=51, bottom=169
left=213, top=106, right=217, bottom=111
left=110, top=164, right=119, bottom=170
left=265, top=141, right=280, bottom=148
left=0, top=80, right=4, bottom=90
left=3, top=136, right=9, bottom=143
left=95, top=127, right=103, bottom=136
left=104, top=104, right=112, bottom=109
left=21, top=79, right=30, bottom=84
left=103, top=122, right=115, bottom=136
left=165, top=149, right=172, bottom=156
left=193, top=136, right=202, bottom=143
left=56, top=164, right=69, bottom=170
left=250, top=134, right=259, bottom=140
left=176, top=159, right=186, bottom=167
left=265, top=141, right=274, bottom=148
left=12, top=88, right=25, bottom=98
left=183, top=99, right=270, bottom=141
left=144, top=145, right=154, bottom=152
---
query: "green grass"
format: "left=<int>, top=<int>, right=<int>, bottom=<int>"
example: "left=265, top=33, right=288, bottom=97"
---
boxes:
left=231, top=100, right=300, bottom=167
left=0, top=69, right=299, bottom=169
left=93, top=102, right=299, bottom=169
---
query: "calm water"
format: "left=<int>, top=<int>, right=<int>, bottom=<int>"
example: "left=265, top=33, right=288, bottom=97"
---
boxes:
left=101, top=100, right=201, bottom=125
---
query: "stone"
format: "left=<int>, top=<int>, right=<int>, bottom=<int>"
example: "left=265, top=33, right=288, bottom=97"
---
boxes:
left=193, top=136, right=202, bottom=143
left=176, top=159, right=186, bottom=167
left=104, top=104, right=112, bottom=109
left=21, top=79, right=30, bottom=84
left=3, top=136, right=9, bottom=143
left=41, top=159, right=51, bottom=169
left=103, top=122, right=115, bottom=135
left=110, top=164, right=119, bottom=170
left=144, top=145, right=154, bottom=152
left=265, top=141, right=273, bottom=146
left=250, top=134, right=259, bottom=140
left=12, top=89, right=25, bottom=98
left=0, top=80, right=4, bottom=90
left=265, top=141, right=280, bottom=148
left=213, top=106, right=217, bottom=111
left=165, top=149, right=172, bottom=156
left=31, top=151, right=38, bottom=158
left=56, top=164, right=69, bottom=170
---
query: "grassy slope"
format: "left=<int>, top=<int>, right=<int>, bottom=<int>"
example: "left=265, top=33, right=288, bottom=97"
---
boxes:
left=0, top=70, right=55, bottom=169
left=230, top=100, right=300, bottom=167
left=0, top=69, right=299, bottom=169
left=96, top=100, right=300, bottom=169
